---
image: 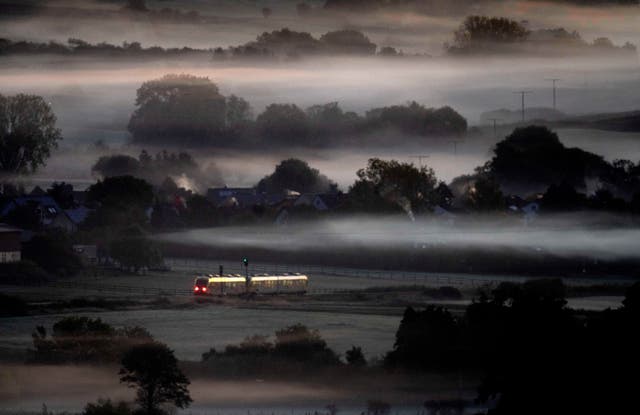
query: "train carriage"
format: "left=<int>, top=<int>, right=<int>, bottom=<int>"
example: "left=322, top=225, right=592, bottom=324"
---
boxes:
left=193, top=273, right=308, bottom=296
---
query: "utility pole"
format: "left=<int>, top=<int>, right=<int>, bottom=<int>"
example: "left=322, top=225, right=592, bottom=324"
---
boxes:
left=513, top=91, right=532, bottom=122
left=450, top=140, right=463, bottom=156
left=409, top=155, right=430, bottom=168
left=545, top=78, right=561, bottom=110
left=488, top=118, right=501, bottom=139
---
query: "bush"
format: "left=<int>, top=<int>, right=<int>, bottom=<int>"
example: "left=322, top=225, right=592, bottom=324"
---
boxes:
left=30, top=316, right=155, bottom=363
left=83, top=399, right=132, bottom=415
left=202, top=324, right=342, bottom=376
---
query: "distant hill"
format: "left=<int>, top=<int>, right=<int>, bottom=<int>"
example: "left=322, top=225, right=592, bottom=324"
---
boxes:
left=481, top=107, right=567, bottom=124
left=557, top=111, right=640, bottom=132
left=480, top=109, right=640, bottom=132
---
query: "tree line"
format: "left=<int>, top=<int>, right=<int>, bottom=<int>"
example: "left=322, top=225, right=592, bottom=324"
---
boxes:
left=127, top=74, right=467, bottom=148
left=446, top=15, right=637, bottom=55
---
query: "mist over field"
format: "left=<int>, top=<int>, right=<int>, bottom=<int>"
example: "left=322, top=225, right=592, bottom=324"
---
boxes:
left=157, top=213, right=640, bottom=261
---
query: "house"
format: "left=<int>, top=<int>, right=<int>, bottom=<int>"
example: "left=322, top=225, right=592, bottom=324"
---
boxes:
left=207, top=187, right=262, bottom=208
left=506, top=195, right=540, bottom=226
left=73, top=244, right=98, bottom=264
left=1, top=195, right=62, bottom=226
left=64, top=206, right=92, bottom=229
left=49, top=211, right=77, bottom=233
left=0, top=195, right=90, bottom=232
left=0, top=224, right=22, bottom=263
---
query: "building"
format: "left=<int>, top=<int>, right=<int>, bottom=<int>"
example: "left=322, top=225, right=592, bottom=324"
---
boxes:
left=207, top=187, right=260, bottom=208
left=73, top=244, right=98, bottom=264
left=0, top=225, right=22, bottom=263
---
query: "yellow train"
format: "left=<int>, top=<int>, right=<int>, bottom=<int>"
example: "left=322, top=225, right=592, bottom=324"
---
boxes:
left=193, top=273, right=308, bottom=296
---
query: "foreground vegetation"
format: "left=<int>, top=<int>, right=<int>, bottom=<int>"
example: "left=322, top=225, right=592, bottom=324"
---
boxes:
left=6, top=279, right=636, bottom=414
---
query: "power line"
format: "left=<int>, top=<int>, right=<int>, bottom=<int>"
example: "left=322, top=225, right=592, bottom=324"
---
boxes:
left=487, top=118, right=501, bottom=139
left=450, top=140, right=463, bottom=156
left=544, top=78, right=561, bottom=110
left=513, top=91, right=533, bottom=122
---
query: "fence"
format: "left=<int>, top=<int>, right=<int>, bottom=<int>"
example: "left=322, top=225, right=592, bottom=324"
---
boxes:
left=164, top=257, right=634, bottom=289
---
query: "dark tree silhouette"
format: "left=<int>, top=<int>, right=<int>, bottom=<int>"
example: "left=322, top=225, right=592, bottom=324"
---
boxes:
left=92, top=155, right=141, bottom=178
left=47, top=182, right=75, bottom=209
left=256, top=158, right=336, bottom=194
left=487, top=125, right=607, bottom=194
left=128, top=74, right=226, bottom=145
left=448, top=16, right=529, bottom=53
left=87, top=176, right=154, bottom=208
left=82, top=399, right=131, bottom=415
left=348, top=158, right=439, bottom=214
left=320, top=30, right=377, bottom=54
left=464, top=176, right=504, bottom=211
left=110, top=226, right=162, bottom=272
left=119, top=343, right=192, bottom=415
left=365, top=102, right=466, bottom=136
left=541, top=181, right=587, bottom=211
left=273, top=324, right=340, bottom=364
left=0, top=93, right=62, bottom=173
left=345, top=346, right=367, bottom=367
left=256, top=103, right=309, bottom=143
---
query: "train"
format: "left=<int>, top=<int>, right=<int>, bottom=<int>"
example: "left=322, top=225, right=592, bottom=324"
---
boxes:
left=193, top=273, right=308, bottom=296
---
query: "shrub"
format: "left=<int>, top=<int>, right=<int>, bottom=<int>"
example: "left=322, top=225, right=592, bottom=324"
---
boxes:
left=30, top=316, right=155, bottom=363
left=83, top=399, right=132, bottom=415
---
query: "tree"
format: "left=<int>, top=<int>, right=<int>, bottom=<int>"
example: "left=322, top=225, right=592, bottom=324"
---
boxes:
left=542, top=181, right=587, bottom=211
left=184, top=194, right=218, bottom=227
left=92, top=155, right=141, bottom=178
left=367, top=400, right=390, bottom=415
left=261, top=7, right=272, bottom=18
left=128, top=74, right=226, bottom=145
left=87, top=175, right=154, bottom=208
left=110, top=226, right=162, bottom=272
left=385, top=306, right=459, bottom=370
left=256, top=158, right=335, bottom=194
left=306, top=102, right=360, bottom=139
left=47, top=182, right=75, bottom=209
left=348, top=158, right=439, bottom=215
left=120, top=342, right=192, bottom=415
left=225, top=94, right=252, bottom=135
left=463, top=176, right=504, bottom=211
left=273, top=324, right=340, bottom=364
left=365, top=102, right=466, bottom=137
left=320, top=30, right=377, bottom=55
left=256, top=103, right=309, bottom=144
left=345, top=346, right=366, bottom=367
left=31, top=316, right=154, bottom=363
left=0, top=93, right=62, bottom=174
left=448, top=16, right=529, bottom=53
left=487, top=126, right=608, bottom=194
